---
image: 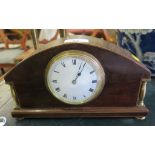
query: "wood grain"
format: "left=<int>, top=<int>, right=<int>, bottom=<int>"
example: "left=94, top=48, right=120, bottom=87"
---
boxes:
left=12, top=106, right=149, bottom=118
left=4, top=35, right=151, bottom=118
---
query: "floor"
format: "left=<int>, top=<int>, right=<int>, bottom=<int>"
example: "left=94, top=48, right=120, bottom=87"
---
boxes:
left=0, top=78, right=155, bottom=126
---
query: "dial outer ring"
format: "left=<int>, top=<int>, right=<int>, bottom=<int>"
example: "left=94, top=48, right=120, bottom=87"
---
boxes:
left=45, top=50, right=105, bottom=105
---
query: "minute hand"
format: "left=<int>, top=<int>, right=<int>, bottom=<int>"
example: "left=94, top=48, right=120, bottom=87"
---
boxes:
left=78, top=62, right=86, bottom=75
left=72, top=62, right=86, bottom=84
left=74, top=62, right=86, bottom=80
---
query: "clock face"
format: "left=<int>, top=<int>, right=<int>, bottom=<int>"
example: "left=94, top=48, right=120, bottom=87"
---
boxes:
left=45, top=50, right=105, bottom=105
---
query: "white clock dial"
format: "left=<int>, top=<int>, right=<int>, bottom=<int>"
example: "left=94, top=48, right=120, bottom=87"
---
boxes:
left=45, top=50, right=105, bottom=105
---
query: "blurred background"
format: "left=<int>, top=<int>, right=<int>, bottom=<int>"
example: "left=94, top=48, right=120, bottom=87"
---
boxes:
left=0, top=29, right=155, bottom=78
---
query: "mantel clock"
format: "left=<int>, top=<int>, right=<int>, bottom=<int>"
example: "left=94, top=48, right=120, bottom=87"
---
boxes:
left=4, top=35, right=151, bottom=119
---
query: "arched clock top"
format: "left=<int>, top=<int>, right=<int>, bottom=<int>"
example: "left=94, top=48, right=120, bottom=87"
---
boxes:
left=5, top=35, right=150, bottom=82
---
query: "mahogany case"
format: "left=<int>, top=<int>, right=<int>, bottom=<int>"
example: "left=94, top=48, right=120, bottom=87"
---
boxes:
left=4, top=35, right=151, bottom=118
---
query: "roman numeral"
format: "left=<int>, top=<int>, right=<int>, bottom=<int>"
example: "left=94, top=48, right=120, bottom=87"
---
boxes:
left=90, top=70, right=95, bottom=74
left=54, top=70, right=59, bottom=73
left=72, top=59, right=76, bottom=65
left=55, top=87, right=60, bottom=92
left=52, top=80, right=57, bottom=83
left=89, top=88, right=94, bottom=92
left=63, top=94, right=67, bottom=98
left=92, top=80, right=97, bottom=83
left=73, top=96, right=76, bottom=100
left=61, top=62, right=66, bottom=67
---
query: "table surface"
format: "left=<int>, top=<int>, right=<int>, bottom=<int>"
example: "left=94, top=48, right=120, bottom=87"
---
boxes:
left=0, top=78, right=155, bottom=126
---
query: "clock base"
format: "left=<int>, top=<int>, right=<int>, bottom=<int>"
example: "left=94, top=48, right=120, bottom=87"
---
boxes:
left=11, top=106, right=149, bottom=119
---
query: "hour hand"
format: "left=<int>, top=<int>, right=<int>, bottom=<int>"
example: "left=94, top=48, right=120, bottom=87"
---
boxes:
left=72, top=62, right=86, bottom=84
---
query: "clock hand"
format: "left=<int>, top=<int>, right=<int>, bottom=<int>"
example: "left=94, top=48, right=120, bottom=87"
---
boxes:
left=73, top=62, right=82, bottom=79
left=72, top=62, right=86, bottom=84
left=79, top=62, right=86, bottom=74
left=77, top=62, right=82, bottom=73
left=72, top=62, right=83, bottom=82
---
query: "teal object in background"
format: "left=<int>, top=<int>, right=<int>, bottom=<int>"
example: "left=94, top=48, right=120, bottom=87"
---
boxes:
left=118, top=29, right=155, bottom=76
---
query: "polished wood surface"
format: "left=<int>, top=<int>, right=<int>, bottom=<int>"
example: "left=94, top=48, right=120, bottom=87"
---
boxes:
left=1, top=79, right=155, bottom=125
left=12, top=107, right=148, bottom=118
left=4, top=35, right=151, bottom=118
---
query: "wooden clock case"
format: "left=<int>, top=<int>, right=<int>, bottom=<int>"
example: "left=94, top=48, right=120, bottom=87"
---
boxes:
left=4, top=35, right=151, bottom=118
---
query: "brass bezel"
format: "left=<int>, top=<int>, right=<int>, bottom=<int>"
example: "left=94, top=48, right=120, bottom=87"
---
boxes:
left=45, top=50, right=105, bottom=105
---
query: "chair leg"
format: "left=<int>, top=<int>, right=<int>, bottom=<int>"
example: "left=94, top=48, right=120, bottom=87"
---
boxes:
left=1, top=68, right=5, bottom=74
